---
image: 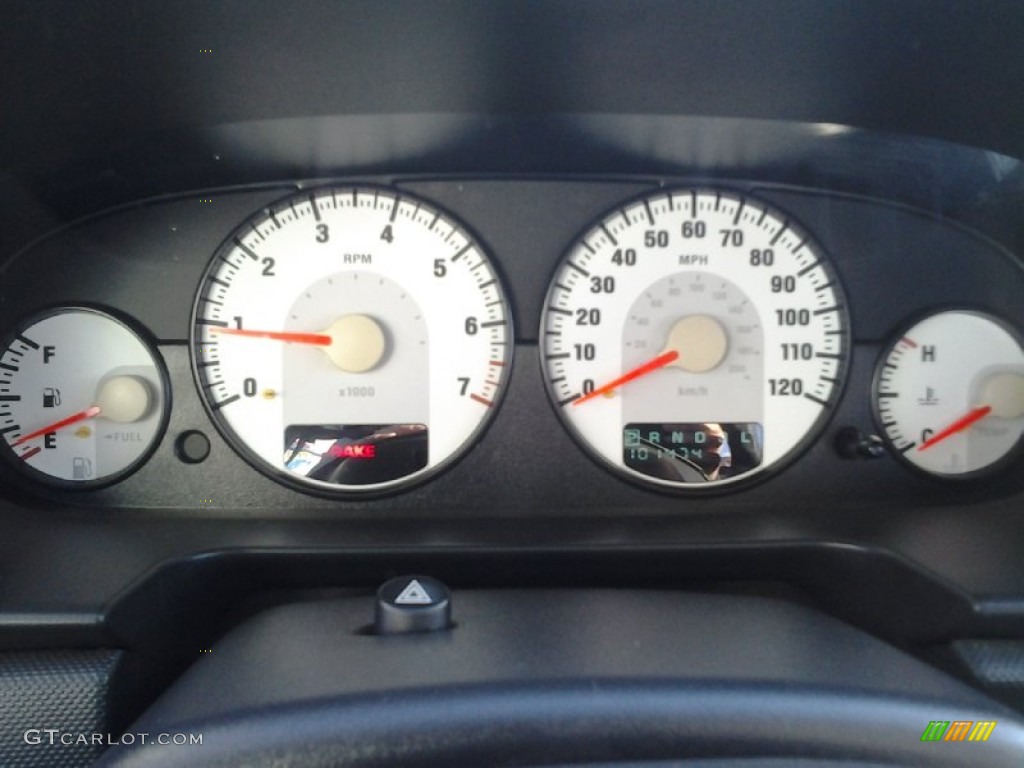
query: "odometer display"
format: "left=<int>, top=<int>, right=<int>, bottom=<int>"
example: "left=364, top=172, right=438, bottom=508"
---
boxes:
left=192, top=187, right=511, bottom=495
left=541, top=189, right=848, bottom=491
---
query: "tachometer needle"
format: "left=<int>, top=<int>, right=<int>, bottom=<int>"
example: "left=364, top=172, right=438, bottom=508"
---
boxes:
left=12, top=406, right=102, bottom=447
left=572, top=350, right=679, bottom=406
left=211, top=328, right=332, bottom=346
left=917, top=405, right=992, bottom=452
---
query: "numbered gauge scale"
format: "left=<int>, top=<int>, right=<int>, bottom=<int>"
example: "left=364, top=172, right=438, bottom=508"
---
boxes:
left=192, top=187, right=512, bottom=495
left=0, top=308, right=169, bottom=489
left=541, top=189, right=849, bottom=490
left=874, top=310, right=1024, bottom=479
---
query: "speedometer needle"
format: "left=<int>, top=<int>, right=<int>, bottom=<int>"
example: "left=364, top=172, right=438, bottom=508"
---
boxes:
left=12, top=406, right=102, bottom=447
left=917, top=405, right=992, bottom=452
left=211, top=328, right=332, bottom=346
left=572, top=350, right=679, bottom=406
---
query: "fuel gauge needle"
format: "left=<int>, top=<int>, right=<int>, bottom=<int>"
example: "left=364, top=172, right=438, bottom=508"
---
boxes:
left=12, top=406, right=102, bottom=447
left=917, top=405, right=992, bottom=452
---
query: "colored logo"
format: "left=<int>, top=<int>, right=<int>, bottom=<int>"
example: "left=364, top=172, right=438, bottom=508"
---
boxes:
left=921, top=720, right=996, bottom=742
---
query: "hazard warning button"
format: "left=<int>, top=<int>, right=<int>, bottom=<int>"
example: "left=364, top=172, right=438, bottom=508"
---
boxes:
left=374, top=575, right=452, bottom=634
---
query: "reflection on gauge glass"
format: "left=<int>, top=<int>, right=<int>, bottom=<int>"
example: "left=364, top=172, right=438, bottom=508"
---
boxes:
left=0, top=308, right=169, bottom=488
left=874, top=310, right=1024, bottom=479
left=192, top=186, right=512, bottom=495
left=541, top=188, right=849, bottom=491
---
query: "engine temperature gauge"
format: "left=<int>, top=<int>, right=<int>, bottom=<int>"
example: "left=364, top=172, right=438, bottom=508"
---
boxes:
left=0, top=308, right=169, bottom=488
left=874, top=310, right=1024, bottom=479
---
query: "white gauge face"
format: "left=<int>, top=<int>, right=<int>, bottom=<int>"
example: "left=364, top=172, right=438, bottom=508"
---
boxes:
left=541, top=189, right=848, bottom=490
left=192, top=187, right=511, bottom=494
left=0, top=309, right=168, bottom=487
left=875, top=311, right=1024, bottom=478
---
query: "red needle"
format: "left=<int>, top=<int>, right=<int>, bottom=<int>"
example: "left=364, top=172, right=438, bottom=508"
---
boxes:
left=918, top=405, right=992, bottom=452
left=12, top=406, right=102, bottom=447
left=572, top=350, right=680, bottom=406
left=211, top=328, right=332, bottom=346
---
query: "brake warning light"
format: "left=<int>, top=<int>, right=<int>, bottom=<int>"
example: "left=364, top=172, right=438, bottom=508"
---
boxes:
left=330, top=443, right=377, bottom=459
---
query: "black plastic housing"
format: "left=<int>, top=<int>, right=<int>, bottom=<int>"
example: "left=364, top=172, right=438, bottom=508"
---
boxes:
left=99, top=590, right=1024, bottom=767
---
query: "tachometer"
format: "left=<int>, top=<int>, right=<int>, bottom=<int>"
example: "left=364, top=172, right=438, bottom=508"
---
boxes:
left=192, top=187, right=512, bottom=495
left=541, top=189, right=848, bottom=490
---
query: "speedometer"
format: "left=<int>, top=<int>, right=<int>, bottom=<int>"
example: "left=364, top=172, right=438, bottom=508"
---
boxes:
left=192, top=186, right=512, bottom=496
left=541, top=189, right=848, bottom=490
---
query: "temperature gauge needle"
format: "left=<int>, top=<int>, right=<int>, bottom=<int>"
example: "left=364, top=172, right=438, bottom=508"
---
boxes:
left=918, top=405, right=992, bottom=452
left=12, top=406, right=102, bottom=447
left=572, top=350, right=679, bottom=406
left=211, top=328, right=332, bottom=346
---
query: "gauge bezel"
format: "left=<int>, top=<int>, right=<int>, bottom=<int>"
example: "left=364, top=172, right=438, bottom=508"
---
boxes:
left=0, top=304, right=172, bottom=491
left=538, top=185, right=852, bottom=496
left=189, top=184, right=515, bottom=499
left=871, top=306, right=1024, bottom=483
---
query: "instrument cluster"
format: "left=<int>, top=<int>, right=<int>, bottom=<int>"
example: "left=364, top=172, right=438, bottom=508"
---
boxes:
left=0, top=177, right=1022, bottom=509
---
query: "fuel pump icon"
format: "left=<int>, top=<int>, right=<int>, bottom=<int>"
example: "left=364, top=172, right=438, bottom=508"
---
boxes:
left=72, top=457, right=93, bottom=480
left=42, top=388, right=61, bottom=408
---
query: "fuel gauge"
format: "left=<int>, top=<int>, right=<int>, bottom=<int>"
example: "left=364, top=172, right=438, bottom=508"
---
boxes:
left=0, top=308, right=169, bottom=488
left=874, top=310, right=1024, bottom=479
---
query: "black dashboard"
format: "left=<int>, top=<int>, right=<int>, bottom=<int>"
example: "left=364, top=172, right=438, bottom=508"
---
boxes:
left=4, top=2, right=1024, bottom=766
